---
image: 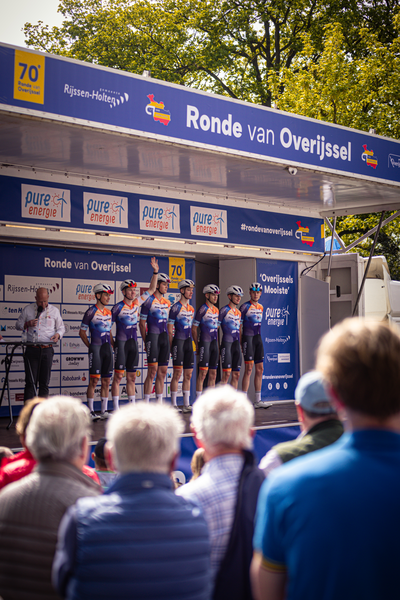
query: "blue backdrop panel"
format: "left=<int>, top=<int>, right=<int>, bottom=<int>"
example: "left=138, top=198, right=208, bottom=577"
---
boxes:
left=0, top=174, right=324, bottom=253
left=0, top=244, right=195, bottom=414
left=257, top=259, right=299, bottom=400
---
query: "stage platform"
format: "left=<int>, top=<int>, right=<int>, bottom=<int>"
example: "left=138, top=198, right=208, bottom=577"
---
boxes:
left=0, top=401, right=299, bottom=452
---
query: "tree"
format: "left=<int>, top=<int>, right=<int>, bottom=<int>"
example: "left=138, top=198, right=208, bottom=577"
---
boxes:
left=25, top=0, right=399, bottom=106
left=270, top=19, right=400, bottom=138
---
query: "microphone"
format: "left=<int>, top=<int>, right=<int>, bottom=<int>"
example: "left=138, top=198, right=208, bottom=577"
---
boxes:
left=36, top=306, right=44, bottom=320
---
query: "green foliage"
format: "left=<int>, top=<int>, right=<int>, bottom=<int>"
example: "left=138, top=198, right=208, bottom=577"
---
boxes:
left=271, top=19, right=400, bottom=138
left=332, top=213, right=400, bottom=281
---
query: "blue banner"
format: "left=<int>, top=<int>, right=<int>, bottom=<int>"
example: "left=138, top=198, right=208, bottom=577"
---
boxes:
left=1, top=44, right=399, bottom=185
left=0, top=174, right=325, bottom=253
left=257, top=259, right=299, bottom=400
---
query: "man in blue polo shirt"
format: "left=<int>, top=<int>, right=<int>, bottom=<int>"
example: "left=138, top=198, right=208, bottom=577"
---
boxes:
left=251, top=318, right=400, bottom=600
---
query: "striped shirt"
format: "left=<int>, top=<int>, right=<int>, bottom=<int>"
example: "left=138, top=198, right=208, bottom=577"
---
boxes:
left=176, top=453, right=244, bottom=581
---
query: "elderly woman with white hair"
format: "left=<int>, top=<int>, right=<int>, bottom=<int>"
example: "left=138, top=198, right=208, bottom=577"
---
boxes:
left=0, top=396, right=101, bottom=600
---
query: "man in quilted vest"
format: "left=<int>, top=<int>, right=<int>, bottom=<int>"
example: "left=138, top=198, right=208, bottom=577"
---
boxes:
left=53, top=402, right=211, bottom=600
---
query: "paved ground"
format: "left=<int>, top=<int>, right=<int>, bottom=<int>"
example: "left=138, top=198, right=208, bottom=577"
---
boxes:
left=0, top=402, right=299, bottom=452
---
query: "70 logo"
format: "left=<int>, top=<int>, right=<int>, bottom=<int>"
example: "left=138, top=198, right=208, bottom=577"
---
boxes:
left=13, top=49, right=45, bottom=104
left=18, top=61, right=41, bottom=83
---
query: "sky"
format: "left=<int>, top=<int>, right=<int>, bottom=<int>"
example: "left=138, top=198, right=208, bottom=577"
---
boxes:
left=0, top=0, right=63, bottom=48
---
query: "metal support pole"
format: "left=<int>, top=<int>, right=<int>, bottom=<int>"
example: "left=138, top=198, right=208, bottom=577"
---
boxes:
left=326, top=216, right=337, bottom=284
left=352, top=211, right=385, bottom=316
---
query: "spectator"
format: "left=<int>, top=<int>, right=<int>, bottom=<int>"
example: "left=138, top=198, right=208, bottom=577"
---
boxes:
left=0, top=397, right=43, bottom=490
left=259, top=370, right=344, bottom=476
left=251, top=319, right=400, bottom=600
left=0, top=396, right=101, bottom=600
left=190, top=447, right=206, bottom=481
left=0, top=398, right=100, bottom=489
left=91, top=437, right=118, bottom=491
left=177, top=384, right=265, bottom=600
left=53, top=403, right=211, bottom=600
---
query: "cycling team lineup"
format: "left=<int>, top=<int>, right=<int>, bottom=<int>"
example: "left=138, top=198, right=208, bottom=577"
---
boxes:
left=79, top=257, right=272, bottom=421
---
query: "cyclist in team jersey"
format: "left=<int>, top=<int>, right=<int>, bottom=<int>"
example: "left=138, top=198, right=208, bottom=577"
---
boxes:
left=168, top=279, right=195, bottom=414
left=139, top=273, right=171, bottom=403
left=219, top=285, right=243, bottom=390
left=111, top=257, right=159, bottom=410
left=79, top=283, right=114, bottom=421
left=240, top=282, right=270, bottom=408
left=192, top=284, right=220, bottom=397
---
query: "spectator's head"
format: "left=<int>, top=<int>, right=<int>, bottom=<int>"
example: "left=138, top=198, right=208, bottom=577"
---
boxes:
left=25, top=396, right=92, bottom=468
left=106, top=403, right=184, bottom=474
left=295, top=370, right=337, bottom=422
left=16, top=397, right=44, bottom=447
left=92, top=437, right=109, bottom=471
left=316, top=318, right=400, bottom=420
left=191, top=385, right=254, bottom=456
left=190, top=447, right=206, bottom=480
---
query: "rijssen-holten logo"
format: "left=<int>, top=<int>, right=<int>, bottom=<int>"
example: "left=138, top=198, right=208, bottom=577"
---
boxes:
left=145, top=94, right=171, bottom=126
left=139, top=199, right=180, bottom=233
left=361, top=144, right=378, bottom=169
left=21, top=184, right=71, bottom=223
left=295, top=221, right=314, bottom=247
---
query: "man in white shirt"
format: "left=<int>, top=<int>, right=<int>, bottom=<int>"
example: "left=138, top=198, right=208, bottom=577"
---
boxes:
left=16, top=287, right=65, bottom=401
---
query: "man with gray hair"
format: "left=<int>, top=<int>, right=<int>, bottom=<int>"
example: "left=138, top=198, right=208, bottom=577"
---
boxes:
left=0, top=396, right=100, bottom=600
left=176, top=384, right=265, bottom=600
left=258, top=370, right=344, bottom=476
left=53, top=403, right=211, bottom=600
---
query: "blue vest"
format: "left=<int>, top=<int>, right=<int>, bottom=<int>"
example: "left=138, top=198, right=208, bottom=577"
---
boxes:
left=67, top=472, right=211, bottom=600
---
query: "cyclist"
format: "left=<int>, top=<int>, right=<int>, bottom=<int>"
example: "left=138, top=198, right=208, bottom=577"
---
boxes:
left=219, top=285, right=243, bottom=389
left=192, top=284, right=220, bottom=397
left=111, top=257, right=159, bottom=410
left=168, top=279, right=195, bottom=413
left=139, top=273, right=171, bottom=403
left=79, top=283, right=114, bottom=420
left=240, top=282, right=270, bottom=408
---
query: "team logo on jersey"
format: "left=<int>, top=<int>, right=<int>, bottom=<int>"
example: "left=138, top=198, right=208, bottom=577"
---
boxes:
left=145, top=94, right=171, bottom=126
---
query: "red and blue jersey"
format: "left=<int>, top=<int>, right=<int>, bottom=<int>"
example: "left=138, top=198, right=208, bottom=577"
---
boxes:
left=219, top=304, right=241, bottom=342
left=112, top=292, right=150, bottom=342
left=80, top=305, right=112, bottom=345
left=140, top=294, right=171, bottom=334
left=193, top=303, right=219, bottom=342
left=240, top=301, right=263, bottom=336
left=168, top=302, right=195, bottom=340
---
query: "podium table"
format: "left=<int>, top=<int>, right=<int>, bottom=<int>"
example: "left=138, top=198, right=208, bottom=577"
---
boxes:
left=0, top=341, right=56, bottom=429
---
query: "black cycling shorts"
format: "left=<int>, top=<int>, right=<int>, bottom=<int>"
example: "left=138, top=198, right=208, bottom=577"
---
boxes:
left=114, top=338, right=139, bottom=373
left=89, top=343, right=113, bottom=378
left=220, top=339, right=242, bottom=372
left=198, top=339, right=219, bottom=370
left=146, top=331, right=170, bottom=366
left=242, top=334, right=264, bottom=364
left=172, top=337, right=194, bottom=370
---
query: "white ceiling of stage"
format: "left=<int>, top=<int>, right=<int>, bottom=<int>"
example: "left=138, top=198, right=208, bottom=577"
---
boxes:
left=1, top=109, right=399, bottom=218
